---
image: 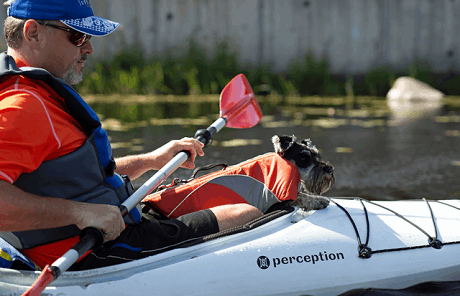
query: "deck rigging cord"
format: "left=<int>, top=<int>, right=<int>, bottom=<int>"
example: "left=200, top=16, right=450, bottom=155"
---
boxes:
left=330, top=198, right=460, bottom=259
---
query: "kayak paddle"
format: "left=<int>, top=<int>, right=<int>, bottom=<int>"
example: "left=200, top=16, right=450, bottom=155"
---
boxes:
left=22, top=73, right=262, bottom=296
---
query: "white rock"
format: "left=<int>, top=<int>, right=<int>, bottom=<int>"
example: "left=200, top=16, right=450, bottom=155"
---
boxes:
left=386, top=77, right=444, bottom=100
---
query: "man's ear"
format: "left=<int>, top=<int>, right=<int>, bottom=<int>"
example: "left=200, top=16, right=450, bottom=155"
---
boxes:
left=23, top=20, right=42, bottom=48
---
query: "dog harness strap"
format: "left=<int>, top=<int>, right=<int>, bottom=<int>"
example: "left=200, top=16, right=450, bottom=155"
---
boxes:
left=191, top=163, right=228, bottom=179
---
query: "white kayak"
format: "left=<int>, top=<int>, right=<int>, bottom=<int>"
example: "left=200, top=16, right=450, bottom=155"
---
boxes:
left=2, top=198, right=460, bottom=296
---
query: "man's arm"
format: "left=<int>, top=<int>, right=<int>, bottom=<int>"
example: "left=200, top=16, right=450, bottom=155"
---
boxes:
left=0, top=180, right=125, bottom=241
left=115, top=138, right=205, bottom=180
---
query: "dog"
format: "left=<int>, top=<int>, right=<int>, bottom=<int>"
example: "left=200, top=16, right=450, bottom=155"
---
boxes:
left=144, top=134, right=335, bottom=217
left=272, top=135, right=334, bottom=211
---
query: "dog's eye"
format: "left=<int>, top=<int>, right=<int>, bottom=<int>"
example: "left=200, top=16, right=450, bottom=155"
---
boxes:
left=299, top=151, right=310, bottom=160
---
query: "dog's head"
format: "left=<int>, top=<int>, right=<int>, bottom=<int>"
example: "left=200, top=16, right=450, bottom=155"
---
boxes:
left=272, top=135, right=335, bottom=195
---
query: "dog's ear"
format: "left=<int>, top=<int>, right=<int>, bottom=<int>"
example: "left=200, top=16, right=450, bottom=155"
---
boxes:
left=301, top=138, right=319, bottom=154
left=301, top=138, right=313, bottom=147
left=272, top=135, right=295, bottom=155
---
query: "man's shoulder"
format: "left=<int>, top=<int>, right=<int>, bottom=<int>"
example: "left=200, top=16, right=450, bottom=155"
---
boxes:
left=0, top=75, right=62, bottom=106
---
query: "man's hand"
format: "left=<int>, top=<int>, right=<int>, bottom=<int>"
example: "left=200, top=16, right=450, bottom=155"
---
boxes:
left=72, top=203, right=125, bottom=242
left=149, top=137, right=205, bottom=170
left=115, top=138, right=205, bottom=180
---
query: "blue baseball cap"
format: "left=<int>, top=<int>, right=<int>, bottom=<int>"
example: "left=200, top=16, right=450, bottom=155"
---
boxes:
left=7, top=0, right=119, bottom=36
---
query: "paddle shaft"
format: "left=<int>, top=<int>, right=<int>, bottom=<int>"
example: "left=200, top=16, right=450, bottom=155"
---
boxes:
left=120, top=117, right=227, bottom=215
left=22, top=73, right=260, bottom=296
left=54, top=117, right=227, bottom=268
left=22, top=118, right=227, bottom=296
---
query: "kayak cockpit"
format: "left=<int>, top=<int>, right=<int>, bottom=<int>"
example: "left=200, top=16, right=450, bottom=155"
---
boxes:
left=0, top=206, right=299, bottom=290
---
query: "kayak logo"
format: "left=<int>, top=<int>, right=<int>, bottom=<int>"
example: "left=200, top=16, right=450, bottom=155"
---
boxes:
left=257, top=251, right=344, bottom=269
left=257, top=256, right=270, bottom=269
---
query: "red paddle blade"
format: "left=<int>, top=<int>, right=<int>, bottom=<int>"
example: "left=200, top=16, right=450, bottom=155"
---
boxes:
left=220, top=74, right=262, bottom=128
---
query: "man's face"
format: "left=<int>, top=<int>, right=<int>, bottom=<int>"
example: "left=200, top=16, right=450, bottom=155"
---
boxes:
left=38, top=22, right=93, bottom=85
left=60, top=54, right=88, bottom=85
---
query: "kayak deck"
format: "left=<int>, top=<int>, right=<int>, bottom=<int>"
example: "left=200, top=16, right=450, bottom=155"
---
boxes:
left=2, top=198, right=460, bottom=296
left=330, top=198, right=460, bottom=258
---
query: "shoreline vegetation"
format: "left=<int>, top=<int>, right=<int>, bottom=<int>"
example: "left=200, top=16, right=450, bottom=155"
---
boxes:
left=76, top=42, right=460, bottom=98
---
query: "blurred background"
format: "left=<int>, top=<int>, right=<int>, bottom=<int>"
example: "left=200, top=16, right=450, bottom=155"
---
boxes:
left=2, top=0, right=458, bottom=200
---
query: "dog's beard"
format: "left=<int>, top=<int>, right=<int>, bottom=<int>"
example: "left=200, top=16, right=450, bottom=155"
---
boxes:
left=299, top=164, right=335, bottom=195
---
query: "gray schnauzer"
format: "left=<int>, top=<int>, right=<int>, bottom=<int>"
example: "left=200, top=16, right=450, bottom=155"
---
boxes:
left=272, top=135, right=334, bottom=211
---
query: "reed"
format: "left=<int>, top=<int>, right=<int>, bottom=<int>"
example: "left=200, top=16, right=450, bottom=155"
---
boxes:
left=75, top=42, right=460, bottom=97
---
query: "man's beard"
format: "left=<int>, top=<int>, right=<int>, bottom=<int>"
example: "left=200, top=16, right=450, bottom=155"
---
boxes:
left=60, top=55, right=86, bottom=85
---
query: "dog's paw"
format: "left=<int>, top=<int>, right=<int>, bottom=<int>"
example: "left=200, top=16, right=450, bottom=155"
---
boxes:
left=294, top=194, right=329, bottom=211
left=313, top=197, right=330, bottom=210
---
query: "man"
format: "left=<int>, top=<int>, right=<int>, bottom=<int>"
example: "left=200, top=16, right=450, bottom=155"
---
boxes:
left=0, top=0, right=262, bottom=270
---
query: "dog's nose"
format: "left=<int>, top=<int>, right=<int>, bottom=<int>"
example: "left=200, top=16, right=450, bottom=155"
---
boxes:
left=325, top=165, right=333, bottom=174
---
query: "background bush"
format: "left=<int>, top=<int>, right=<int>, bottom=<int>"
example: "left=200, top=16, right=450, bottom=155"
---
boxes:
left=75, top=41, right=460, bottom=97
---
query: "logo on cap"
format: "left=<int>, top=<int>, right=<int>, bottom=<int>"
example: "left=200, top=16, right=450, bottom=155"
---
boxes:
left=78, top=0, right=91, bottom=7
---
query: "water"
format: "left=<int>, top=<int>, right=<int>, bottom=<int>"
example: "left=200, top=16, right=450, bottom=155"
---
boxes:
left=87, top=95, right=460, bottom=294
left=88, top=95, right=460, bottom=201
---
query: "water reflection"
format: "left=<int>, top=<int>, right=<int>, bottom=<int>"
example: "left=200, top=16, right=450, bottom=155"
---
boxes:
left=86, top=95, right=460, bottom=201
left=330, top=97, right=460, bottom=200
left=388, top=97, right=443, bottom=126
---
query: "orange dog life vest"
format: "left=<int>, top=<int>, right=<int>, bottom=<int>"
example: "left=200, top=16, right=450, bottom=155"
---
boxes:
left=143, top=153, right=300, bottom=218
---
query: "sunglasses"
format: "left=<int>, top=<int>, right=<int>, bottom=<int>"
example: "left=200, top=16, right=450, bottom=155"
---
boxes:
left=39, top=23, right=91, bottom=47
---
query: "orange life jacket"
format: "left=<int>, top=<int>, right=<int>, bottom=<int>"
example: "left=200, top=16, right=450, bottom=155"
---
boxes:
left=143, top=153, right=300, bottom=218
